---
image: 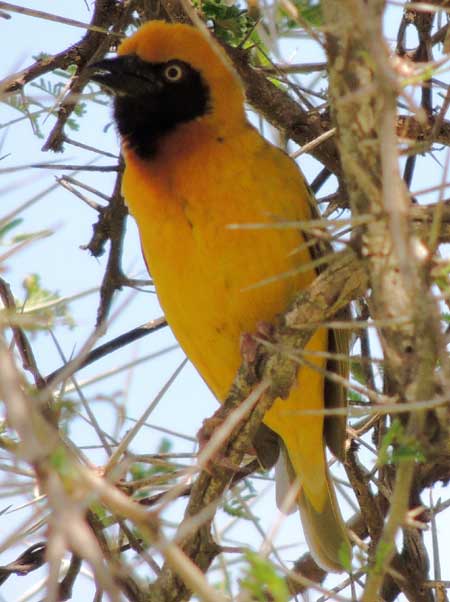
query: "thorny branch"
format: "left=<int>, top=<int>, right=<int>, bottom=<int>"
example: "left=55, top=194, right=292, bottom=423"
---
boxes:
left=144, top=250, right=367, bottom=602
left=0, top=249, right=366, bottom=602
left=2, top=0, right=450, bottom=601
left=323, top=1, right=449, bottom=601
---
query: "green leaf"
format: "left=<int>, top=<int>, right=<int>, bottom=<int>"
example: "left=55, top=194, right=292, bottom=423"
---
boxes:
left=279, top=0, right=323, bottom=32
left=157, top=438, right=173, bottom=455
left=241, top=551, right=289, bottom=602
left=194, top=0, right=255, bottom=45
left=90, top=501, right=108, bottom=525
left=433, top=262, right=450, bottom=294
left=378, top=418, right=426, bottom=466
left=0, top=218, right=23, bottom=242
left=338, top=539, right=353, bottom=572
left=223, top=492, right=256, bottom=519
left=21, top=273, right=75, bottom=330
left=130, top=438, right=177, bottom=498
left=12, top=228, right=52, bottom=243
left=296, top=0, right=322, bottom=26
left=50, top=445, right=74, bottom=478
left=350, top=358, right=367, bottom=386
left=348, top=390, right=366, bottom=403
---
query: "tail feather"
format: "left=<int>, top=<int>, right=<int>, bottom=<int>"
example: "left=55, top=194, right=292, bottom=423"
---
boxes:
left=297, top=468, right=350, bottom=572
left=276, top=445, right=350, bottom=572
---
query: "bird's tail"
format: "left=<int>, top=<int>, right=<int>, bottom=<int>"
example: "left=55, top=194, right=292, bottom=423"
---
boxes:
left=276, top=446, right=350, bottom=572
left=297, top=464, right=350, bottom=572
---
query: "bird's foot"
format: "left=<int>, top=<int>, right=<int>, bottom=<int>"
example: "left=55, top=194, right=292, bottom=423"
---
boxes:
left=240, top=320, right=276, bottom=363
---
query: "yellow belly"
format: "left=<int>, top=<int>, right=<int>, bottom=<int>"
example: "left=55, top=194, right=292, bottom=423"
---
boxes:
left=122, top=125, right=328, bottom=509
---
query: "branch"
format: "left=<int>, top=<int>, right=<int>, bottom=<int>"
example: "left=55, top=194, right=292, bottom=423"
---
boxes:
left=145, top=249, right=367, bottom=602
left=0, top=331, right=234, bottom=602
left=0, top=542, right=46, bottom=586
left=322, top=2, right=445, bottom=599
left=226, top=45, right=341, bottom=175
left=82, top=165, right=129, bottom=325
left=0, top=0, right=136, bottom=152
left=42, top=0, right=134, bottom=152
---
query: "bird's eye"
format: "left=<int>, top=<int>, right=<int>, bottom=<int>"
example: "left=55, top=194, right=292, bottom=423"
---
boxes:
left=163, top=63, right=184, bottom=82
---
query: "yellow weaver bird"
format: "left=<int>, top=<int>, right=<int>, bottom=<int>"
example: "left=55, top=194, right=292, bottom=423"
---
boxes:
left=91, top=20, right=350, bottom=571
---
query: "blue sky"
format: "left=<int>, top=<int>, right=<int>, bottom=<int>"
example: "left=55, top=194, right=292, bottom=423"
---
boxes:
left=1, top=2, right=449, bottom=600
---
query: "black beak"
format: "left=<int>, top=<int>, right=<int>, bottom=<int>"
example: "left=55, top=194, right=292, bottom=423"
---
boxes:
left=88, top=55, right=162, bottom=97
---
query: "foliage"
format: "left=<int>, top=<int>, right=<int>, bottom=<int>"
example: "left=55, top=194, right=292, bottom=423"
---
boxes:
left=378, top=418, right=426, bottom=466
left=0, top=2, right=449, bottom=602
left=196, top=0, right=256, bottom=45
left=240, top=551, right=289, bottom=602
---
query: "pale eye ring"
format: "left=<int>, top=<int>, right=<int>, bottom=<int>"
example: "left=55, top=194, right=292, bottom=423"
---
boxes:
left=163, top=63, right=184, bottom=82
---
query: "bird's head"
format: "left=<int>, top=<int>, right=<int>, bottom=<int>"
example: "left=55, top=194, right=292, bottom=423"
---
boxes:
left=89, top=21, right=245, bottom=158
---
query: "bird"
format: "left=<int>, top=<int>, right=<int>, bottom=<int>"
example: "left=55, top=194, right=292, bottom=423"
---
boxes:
left=90, top=20, right=350, bottom=571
